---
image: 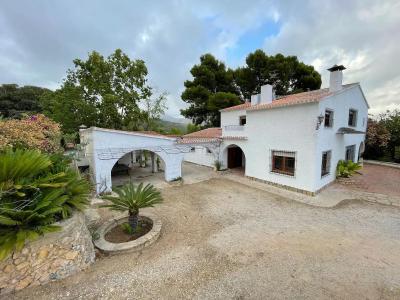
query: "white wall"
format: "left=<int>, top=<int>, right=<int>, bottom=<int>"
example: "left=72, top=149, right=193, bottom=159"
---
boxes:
left=315, top=85, right=368, bottom=190
left=221, top=109, right=246, bottom=127
left=234, top=103, right=319, bottom=192
left=79, top=128, right=184, bottom=193
left=221, top=109, right=247, bottom=137
left=218, top=85, right=368, bottom=193
left=184, top=146, right=216, bottom=167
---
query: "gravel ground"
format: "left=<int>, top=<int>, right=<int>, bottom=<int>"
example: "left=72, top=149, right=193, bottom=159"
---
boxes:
left=10, top=178, right=400, bottom=300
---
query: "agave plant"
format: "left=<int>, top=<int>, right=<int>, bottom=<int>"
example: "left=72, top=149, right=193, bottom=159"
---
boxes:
left=336, top=160, right=362, bottom=178
left=101, top=183, right=163, bottom=232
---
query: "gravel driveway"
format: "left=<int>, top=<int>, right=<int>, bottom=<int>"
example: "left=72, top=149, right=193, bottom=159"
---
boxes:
left=11, top=178, right=400, bottom=299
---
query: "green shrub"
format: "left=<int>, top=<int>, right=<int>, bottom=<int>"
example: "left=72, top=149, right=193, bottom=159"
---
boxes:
left=214, top=160, right=222, bottom=171
left=101, top=182, right=163, bottom=233
left=0, top=149, right=90, bottom=260
left=336, top=160, right=362, bottom=178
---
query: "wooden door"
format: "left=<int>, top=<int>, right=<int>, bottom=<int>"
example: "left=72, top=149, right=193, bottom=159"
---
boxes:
left=228, top=147, right=242, bottom=168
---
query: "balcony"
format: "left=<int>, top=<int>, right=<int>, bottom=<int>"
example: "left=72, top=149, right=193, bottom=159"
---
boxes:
left=222, top=125, right=247, bottom=138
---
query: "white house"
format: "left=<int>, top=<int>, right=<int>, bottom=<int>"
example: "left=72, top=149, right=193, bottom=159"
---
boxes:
left=181, top=65, right=368, bottom=195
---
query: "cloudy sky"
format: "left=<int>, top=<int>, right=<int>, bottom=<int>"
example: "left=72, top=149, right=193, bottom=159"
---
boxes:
left=0, top=0, right=399, bottom=118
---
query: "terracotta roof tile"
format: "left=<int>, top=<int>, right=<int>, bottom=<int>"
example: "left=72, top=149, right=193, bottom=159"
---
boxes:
left=182, top=127, right=222, bottom=138
left=220, top=102, right=251, bottom=112
left=247, top=88, right=332, bottom=111
left=178, top=127, right=222, bottom=144
left=220, top=83, right=359, bottom=112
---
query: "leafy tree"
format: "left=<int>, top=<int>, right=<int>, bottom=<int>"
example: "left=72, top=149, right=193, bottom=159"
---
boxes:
left=181, top=54, right=240, bottom=127
left=234, top=50, right=322, bottom=99
left=207, top=92, right=241, bottom=126
left=169, top=127, right=183, bottom=135
left=186, top=123, right=201, bottom=134
left=101, top=182, right=163, bottom=232
left=364, top=118, right=391, bottom=159
left=379, top=110, right=400, bottom=162
left=40, top=84, right=95, bottom=134
left=134, top=92, right=167, bottom=131
left=0, top=84, right=49, bottom=118
left=41, top=49, right=159, bottom=133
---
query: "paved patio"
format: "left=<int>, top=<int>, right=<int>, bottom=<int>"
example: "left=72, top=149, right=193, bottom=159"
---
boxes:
left=333, top=162, right=400, bottom=197
left=13, top=176, right=400, bottom=299
left=112, top=162, right=215, bottom=189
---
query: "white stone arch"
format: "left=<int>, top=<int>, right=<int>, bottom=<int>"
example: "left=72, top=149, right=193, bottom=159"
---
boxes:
left=220, top=143, right=247, bottom=171
left=97, top=147, right=183, bottom=193
left=80, top=127, right=185, bottom=194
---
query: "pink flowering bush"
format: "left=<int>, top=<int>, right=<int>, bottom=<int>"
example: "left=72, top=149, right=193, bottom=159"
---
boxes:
left=0, top=114, right=61, bottom=153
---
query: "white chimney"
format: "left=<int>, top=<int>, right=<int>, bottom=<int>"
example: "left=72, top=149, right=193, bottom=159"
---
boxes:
left=328, top=64, right=346, bottom=92
left=260, top=84, right=274, bottom=104
left=251, top=94, right=260, bottom=106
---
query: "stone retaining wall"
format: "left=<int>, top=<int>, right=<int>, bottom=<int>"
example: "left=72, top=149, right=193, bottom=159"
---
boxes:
left=0, top=212, right=95, bottom=295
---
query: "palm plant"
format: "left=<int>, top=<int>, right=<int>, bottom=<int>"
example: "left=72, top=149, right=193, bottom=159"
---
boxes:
left=336, top=160, right=362, bottom=178
left=101, top=182, right=163, bottom=232
left=0, top=149, right=90, bottom=260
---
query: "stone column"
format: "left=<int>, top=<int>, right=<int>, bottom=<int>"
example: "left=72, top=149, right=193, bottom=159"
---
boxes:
left=151, top=153, right=158, bottom=173
left=140, top=151, right=146, bottom=168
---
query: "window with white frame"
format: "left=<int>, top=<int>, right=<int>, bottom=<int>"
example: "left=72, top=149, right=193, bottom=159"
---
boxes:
left=321, top=150, right=331, bottom=177
left=324, top=109, right=334, bottom=127
left=271, top=150, right=296, bottom=176
left=239, top=115, right=246, bottom=125
left=345, top=145, right=356, bottom=162
left=348, top=109, right=357, bottom=127
left=190, top=147, right=195, bottom=152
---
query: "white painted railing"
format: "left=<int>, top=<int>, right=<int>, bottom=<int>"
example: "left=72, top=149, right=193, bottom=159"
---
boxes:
left=224, top=125, right=245, bottom=131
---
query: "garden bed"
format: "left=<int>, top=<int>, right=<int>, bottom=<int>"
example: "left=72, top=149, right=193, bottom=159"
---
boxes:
left=94, top=213, right=162, bottom=255
left=104, top=217, right=153, bottom=243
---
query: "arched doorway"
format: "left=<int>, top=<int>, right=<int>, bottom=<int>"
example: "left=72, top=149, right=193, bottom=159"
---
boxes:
left=223, top=144, right=246, bottom=172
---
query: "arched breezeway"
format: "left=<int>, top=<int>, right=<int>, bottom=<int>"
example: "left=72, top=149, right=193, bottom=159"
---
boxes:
left=111, top=149, right=166, bottom=188
left=79, top=127, right=185, bottom=193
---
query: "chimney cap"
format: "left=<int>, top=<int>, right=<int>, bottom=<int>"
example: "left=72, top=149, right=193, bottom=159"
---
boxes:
left=327, top=64, right=346, bottom=72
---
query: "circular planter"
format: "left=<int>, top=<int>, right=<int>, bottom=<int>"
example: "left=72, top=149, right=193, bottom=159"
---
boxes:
left=93, top=213, right=162, bottom=255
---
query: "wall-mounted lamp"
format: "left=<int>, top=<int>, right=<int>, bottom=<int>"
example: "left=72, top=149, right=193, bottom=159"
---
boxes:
left=316, top=114, right=325, bottom=130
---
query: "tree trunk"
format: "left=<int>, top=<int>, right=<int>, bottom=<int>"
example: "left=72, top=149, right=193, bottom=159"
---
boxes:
left=128, top=210, right=139, bottom=232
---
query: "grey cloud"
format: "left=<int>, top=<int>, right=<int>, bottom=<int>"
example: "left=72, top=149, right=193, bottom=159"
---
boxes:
left=264, top=0, right=400, bottom=114
left=0, top=0, right=398, bottom=117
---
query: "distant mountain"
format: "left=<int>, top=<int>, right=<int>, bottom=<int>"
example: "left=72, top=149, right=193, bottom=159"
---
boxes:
left=161, top=114, right=190, bottom=124
left=156, top=119, right=187, bottom=133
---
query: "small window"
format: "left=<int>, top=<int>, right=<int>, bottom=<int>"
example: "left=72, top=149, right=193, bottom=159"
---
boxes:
left=190, top=147, right=195, bottom=152
left=206, top=147, right=212, bottom=154
left=271, top=151, right=296, bottom=176
left=239, top=116, right=246, bottom=125
left=321, top=150, right=332, bottom=177
left=324, top=109, right=334, bottom=127
left=345, top=145, right=356, bottom=162
left=348, top=109, right=357, bottom=127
